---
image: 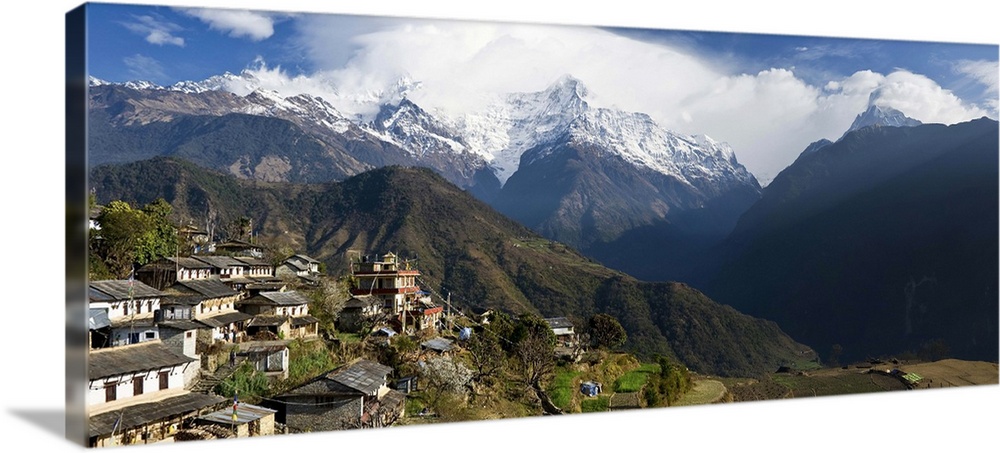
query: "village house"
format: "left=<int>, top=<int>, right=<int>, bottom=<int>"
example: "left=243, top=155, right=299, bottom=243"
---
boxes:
left=194, top=403, right=277, bottom=438
left=236, top=343, right=290, bottom=380
left=276, top=254, right=322, bottom=279
left=89, top=279, right=167, bottom=348
left=350, top=252, right=439, bottom=335
left=272, top=359, right=405, bottom=432
left=163, top=279, right=251, bottom=348
left=544, top=317, right=579, bottom=346
left=136, top=257, right=214, bottom=290
left=236, top=290, right=319, bottom=340
left=192, top=255, right=253, bottom=291
left=87, top=341, right=226, bottom=447
left=336, top=296, right=383, bottom=333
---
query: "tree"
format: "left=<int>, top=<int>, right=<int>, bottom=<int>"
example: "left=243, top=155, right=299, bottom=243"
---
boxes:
left=506, top=314, right=560, bottom=414
left=225, top=216, right=252, bottom=242
left=420, top=355, right=474, bottom=410
left=589, top=313, right=627, bottom=350
left=90, top=199, right=177, bottom=279
left=308, top=277, right=351, bottom=339
left=466, top=329, right=505, bottom=386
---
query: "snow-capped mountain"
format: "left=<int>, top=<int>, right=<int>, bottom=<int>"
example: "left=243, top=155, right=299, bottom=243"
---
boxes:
left=88, top=72, right=761, bottom=265
left=844, top=104, right=922, bottom=136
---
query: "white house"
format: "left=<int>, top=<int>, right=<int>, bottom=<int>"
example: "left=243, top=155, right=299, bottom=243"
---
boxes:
left=87, top=341, right=225, bottom=447
left=89, top=280, right=166, bottom=348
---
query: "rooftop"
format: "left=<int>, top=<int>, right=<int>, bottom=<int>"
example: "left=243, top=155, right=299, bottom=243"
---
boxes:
left=197, top=403, right=276, bottom=426
left=172, top=279, right=238, bottom=299
left=89, top=392, right=226, bottom=437
left=90, top=280, right=165, bottom=301
left=89, top=341, right=195, bottom=380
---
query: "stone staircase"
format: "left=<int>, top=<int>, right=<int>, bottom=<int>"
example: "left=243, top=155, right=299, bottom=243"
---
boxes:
left=190, top=357, right=246, bottom=394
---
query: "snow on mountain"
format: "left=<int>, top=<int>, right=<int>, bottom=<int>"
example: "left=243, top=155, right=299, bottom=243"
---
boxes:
left=844, top=104, right=922, bottom=136
left=89, top=72, right=758, bottom=191
left=448, top=74, right=755, bottom=190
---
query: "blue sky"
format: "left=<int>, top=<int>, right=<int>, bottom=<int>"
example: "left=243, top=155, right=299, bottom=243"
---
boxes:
left=83, top=2, right=999, bottom=184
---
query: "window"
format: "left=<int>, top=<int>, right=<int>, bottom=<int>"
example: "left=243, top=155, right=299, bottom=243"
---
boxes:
left=144, top=332, right=155, bottom=339
left=186, top=332, right=192, bottom=338
left=133, top=377, right=143, bottom=396
left=105, top=383, right=117, bottom=402
left=158, top=371, right=169, bottom=390
left=123, top=303, right=129, bottom=316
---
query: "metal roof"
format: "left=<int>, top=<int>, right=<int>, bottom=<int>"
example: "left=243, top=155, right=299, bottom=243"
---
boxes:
left=89, top=309, right=110, bottom=330
left=544, top=317, right=575, bottom=329
left=90, top=280, right=165, bottom=301
left=325, top=360, right=392, bottom=394
left=421, top=337, right=455, bottom=352
left=88, top=392, right=226, bottom=437
left=89, top=341, right=195, bottom=380
left=157, top=319, right=204, bottom=331
left=197, top=403, right=276, bottom=426
left=173, top=279, right=238, bottom=299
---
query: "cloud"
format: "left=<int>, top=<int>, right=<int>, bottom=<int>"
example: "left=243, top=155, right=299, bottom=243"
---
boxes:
left=867, top=70, right=990, bottom=124
left=182, top=8, right=275, bottom=41
left=122, top=15, right=184, bottom=47
left=227, top=18, right=991, bottom=185
left=123, top=54, right=168, bottom=82
left=954, top=59, right=999, bottom=113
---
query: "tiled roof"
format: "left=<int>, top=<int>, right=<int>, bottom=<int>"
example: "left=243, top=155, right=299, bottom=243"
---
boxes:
left=89, top=341, right=195, bottom=380
left=90, top=280, right=165, bottom=301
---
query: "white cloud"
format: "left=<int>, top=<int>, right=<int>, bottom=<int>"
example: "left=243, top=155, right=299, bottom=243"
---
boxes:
left=182, top=8, right=275, bottom=41
left=122, top=15, right=184, bottom=47
left=229, top=18, right=991, bottom=185
left=955, top=59, right=999, bottom=94
left=123, top=54, right=168, bottom=82
left=954, top=59, right=999, bottom=113
left=868, top=70, right=990, bottom=124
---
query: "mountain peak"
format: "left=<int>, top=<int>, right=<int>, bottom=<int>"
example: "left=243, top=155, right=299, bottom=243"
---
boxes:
left=545, top=74, right=589, bottom=103
left=844, top=104, right=922, bottom=137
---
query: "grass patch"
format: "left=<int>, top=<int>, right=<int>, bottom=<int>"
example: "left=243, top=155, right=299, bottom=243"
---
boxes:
left=549, top=368, right=582, bottom=410
left=405, top=395, right=426, bottom=417
left=580, top=396, right=609, bottom=413
left=673, top=379, right=727, bottom=406
left=613, top=363, right=659, bottom=392
left=334, top=332, right=362, bottom=343
left=287, top=339, right=336, bottom=385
